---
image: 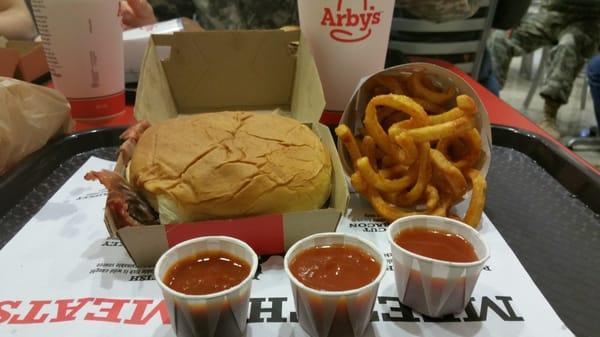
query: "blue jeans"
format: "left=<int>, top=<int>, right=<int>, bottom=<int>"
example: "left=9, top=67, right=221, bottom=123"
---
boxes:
left=478, top=48, right=501, bottom=96
left=587, top=55, right=600, bottom=128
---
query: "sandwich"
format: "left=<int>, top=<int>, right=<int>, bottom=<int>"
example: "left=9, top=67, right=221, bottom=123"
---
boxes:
left=85, top=111, right=332, bottom=228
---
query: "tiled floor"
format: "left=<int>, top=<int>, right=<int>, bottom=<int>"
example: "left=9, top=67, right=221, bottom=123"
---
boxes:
left=498, top=51, right=600, bottom=169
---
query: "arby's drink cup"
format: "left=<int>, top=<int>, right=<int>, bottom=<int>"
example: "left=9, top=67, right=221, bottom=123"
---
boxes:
left=297, top=0, right=395, bottom=111
left=31, top=0, right=125, bottom=120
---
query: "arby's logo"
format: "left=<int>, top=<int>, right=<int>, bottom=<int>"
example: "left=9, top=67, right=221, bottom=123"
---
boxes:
left=321, top=0, right=382, bottom=42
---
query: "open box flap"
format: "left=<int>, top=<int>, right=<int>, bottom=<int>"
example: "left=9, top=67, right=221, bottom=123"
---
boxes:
left=134, top=34, right=178, bottom=123
left=145, top=30, right=297, bottom=116
left=312, top=122, right=349, bottom=212
left=134, top=29, right=324, bottom=123
left=291, top=34, right=326, bottom=123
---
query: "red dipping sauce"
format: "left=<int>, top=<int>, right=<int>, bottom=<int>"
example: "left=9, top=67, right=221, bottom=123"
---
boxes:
left=162, top=250, right=252, bottom=337
left=392, top=227, right=482, bottom=316
left=163, top=250, right=251, bottom=295
left=394, top=227, right=478, bottom=262
left=289, top=243, right=380, bottom=291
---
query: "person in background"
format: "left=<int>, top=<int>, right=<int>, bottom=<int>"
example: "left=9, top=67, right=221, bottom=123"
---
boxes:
left=120, top=0, right=157, bottom=30
left=586, top=55, right=600, bottom=135
left=489, top=0, right=600, bottom=138
left=119, top=0, right=298, bottom=30
left=0, top=0, right=36, bottom=40
left=481, top=0, right=532, bottom=94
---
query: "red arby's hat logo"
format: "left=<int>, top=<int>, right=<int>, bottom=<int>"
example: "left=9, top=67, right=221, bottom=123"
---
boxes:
left=321, top=0, right=382, bottom=42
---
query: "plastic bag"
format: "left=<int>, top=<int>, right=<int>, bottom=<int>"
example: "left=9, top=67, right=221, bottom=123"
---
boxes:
left=0, top=77, right=72, bottom=175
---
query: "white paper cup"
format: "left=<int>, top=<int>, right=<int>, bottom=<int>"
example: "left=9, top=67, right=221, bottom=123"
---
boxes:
left=298, top=0, right=395, bottom=111
left=387, top=215, right=490, bottom=317
left=155, top=236, right=258, bottom=337
left=284, top=233, right=386, bottom=337
left=31, top=0, right=125, bottom=120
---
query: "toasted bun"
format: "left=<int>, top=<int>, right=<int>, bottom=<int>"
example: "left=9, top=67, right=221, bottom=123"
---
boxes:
left=128, top=111, right=332, bottom=224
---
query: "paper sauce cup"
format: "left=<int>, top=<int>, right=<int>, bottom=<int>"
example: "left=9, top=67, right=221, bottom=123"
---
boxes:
left=284, top=233, right=386, bottom=337
left=154, top=236, right=258, bottom=337
left=387, top=215, right=490, bottom=317
left=298, top=0, right=395, bottom=111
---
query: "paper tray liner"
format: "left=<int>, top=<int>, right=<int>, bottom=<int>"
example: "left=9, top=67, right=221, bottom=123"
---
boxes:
left=0, top=126, right=599, bottom=337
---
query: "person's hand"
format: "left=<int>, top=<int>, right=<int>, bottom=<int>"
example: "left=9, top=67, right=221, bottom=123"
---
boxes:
left=119, top=0, right=156, bottom=29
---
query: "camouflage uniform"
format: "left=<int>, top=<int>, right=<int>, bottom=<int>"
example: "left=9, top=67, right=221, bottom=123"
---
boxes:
left=395, top=0, right=483, bottom=23
left=148, top=0, right=298, bottom=30
left=489, top=0, right=600, bottom=111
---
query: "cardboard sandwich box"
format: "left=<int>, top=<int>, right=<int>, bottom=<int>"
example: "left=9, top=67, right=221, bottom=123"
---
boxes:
left=0, top=39, right=48, bottom=82
left=124, top=17, right=202, bottom=83
left=104, top=29, right=349, bottom=266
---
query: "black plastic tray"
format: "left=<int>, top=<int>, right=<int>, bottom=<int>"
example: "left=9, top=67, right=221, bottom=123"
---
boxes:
left=0, top=125, right=599, bottom=337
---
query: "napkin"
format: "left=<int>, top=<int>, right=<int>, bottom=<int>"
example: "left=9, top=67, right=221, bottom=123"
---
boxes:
left=0, top=77, right=72, bottom=175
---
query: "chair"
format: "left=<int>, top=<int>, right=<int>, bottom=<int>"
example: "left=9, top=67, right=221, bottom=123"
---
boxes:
left=525, top=53, right=598, bottom=149
left=518, top=0, right=543, bottom=81
left=387, top=0, right=498, bottom=80
left=565, top=134, right=600, bottom=151
left=523, top=48, right=589, bottom=111
left=523, top=51, right=599, bottom=149
left=522, top=46, right=550, bottom=110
